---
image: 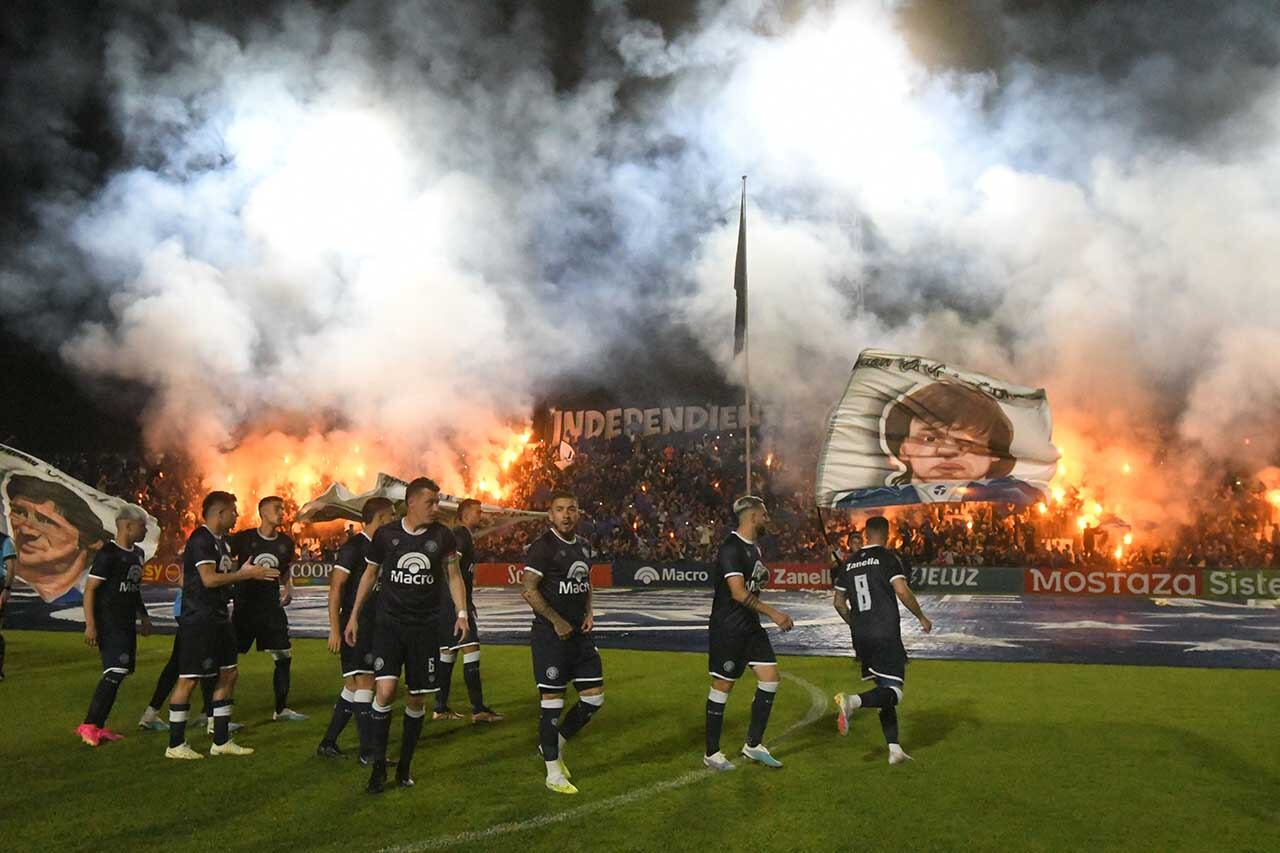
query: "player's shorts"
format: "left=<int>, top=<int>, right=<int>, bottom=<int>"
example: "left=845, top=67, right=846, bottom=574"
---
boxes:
left=232, top=598, right=291, bottom=653
left=854, top=634, right=907, bottom=687
left=438, top=608, right=480, bottom=651
left=372, top=613, right=440, bottom=694
left=98, top=624, right=137, bottom=675
left=340, top=604, right=377, bottom=677
left=531, top=622, right=603, bottom=692
left=177, top=620, right=238, bottom=678
left=708, top=625, right=776, bottom=681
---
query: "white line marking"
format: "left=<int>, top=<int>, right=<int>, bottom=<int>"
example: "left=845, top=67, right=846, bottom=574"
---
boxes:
left=375, top=672, right=829, bottom=853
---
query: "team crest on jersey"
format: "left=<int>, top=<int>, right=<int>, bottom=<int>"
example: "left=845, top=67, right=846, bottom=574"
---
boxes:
left=218, top=555, right=234, bottom=573
left=723, top=660, right=735, bottom=673
left=374, top=657, right=386, bottom=671
left=203, top=657, right=214, bottom=670
left=392, top=538, right=400, bottom=547
left=126, top=564, right=142, bottom=584
left=545, top=666, right=560, bottom=680
left=749, top=560, right=769, bottom=591
left=363, top=652, right=374, bottom=664
left=425, top=540, right=439, bottom=554
left=119, top=652, right=130, bottom=664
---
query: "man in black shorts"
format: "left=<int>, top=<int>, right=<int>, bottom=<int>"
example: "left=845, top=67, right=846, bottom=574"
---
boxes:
left=230, top=496, right=305, bottom=722
left=344, top=478, right=470, bottom=793
left=78, top=506, right=152, bottom=746
left=434, top=498, right=503, bottom=724
left=164, top=491, right=278, bottom=760
left=521, top=490, right=604, bottom=795
left=318, top=497, right=394, bottom=760
left=703, top=495, right=795, bottom=772
left=833, top=515, right=932, bottom=765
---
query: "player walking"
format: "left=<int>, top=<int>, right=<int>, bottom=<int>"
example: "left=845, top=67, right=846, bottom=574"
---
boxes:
left=833, top=516, right=932, bottom=765
left=703, top=496, right=794, bottom=771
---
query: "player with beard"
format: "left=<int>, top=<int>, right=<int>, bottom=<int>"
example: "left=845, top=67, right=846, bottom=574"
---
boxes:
left=703, top=496, right=795, bottom=772
left=77, top=506, right=151, bottom=746
left=433, top=498, right=504, bottom=724
left=164, top=491, right=278, bottom=760
left=344, top=478, right=470, bottom=793
left=230, top=496, right=305, bottom=722
left=318, top=497, right=394, bottom=760
left=833, top=515, right=932, bottom=765
left=521, top=490, right=604, bottom=795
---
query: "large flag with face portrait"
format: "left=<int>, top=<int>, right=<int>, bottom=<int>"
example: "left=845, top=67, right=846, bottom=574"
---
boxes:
left=0, top=445, right=161, bottom=604
left=297, top=472, right=542, bottom=537
left=815, top=351, right=1060, bottom=510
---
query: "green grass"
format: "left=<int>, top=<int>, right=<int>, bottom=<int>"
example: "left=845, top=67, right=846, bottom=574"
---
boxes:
left=1, top=631, right=1277, bottom=852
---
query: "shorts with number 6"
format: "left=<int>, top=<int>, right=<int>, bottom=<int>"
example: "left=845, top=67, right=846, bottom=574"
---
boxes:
left=708, top=625, right=775, bottom=681
left=371, top=612, right=440, bottom=694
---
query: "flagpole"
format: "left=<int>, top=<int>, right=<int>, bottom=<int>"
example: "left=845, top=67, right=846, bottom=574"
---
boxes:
left=741, top=175, right=752, bottom=496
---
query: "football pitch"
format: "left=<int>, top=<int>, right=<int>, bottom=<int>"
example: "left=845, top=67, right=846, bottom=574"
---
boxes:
left=1, top=631, right=1276, bottom=853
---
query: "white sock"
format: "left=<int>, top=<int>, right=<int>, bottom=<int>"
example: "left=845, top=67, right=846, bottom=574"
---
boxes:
left=558, top=733, right=567, bottom=752
left=545, top=760, right=565, bottom=780
left=847, top=693, right=863, bottom=710
left=142, top=706, right=158, bottom=720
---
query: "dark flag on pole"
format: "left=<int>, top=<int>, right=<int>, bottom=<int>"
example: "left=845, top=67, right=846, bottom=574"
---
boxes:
left=733, top=177, right=748, bottom=356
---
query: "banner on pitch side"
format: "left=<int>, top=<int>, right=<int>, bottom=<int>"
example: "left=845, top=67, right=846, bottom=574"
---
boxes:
left=815, top=351, right=1060, bottom=510
left=1024, top=567, right=1201, bottom=597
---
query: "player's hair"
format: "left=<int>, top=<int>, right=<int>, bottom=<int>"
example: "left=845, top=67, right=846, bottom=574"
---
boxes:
left=548, top=489, right=577, bottom=506
left=883, top=381, right=1016, bottom=484
left=201, top=490, right=237, bottom=518
left=258, top=495, right=284, bottom=513
left=361, top=497, right=394, bottom=525
left=116, top=505, right=147, bottom=525
left=864, top=516, right=890, bottom=541
left=457, top=498, right=481, bottom=515
left=733, top=495, right=766, bottom=516
left=404, top=477, right=441, bottom=504
left=5, top=474, right=110, bottom=548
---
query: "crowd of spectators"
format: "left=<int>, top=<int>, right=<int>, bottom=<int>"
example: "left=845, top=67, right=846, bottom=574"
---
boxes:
left=14, top=435, right=1280, bottom=570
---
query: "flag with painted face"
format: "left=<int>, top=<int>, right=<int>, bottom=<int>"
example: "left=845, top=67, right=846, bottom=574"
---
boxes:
left=815, top=350, right=1060, bottom=510
left=0, top=444, right=160, bottom=604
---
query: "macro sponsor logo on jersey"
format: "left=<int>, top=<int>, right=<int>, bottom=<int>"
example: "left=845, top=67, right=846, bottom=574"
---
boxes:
left=252, top=553, right=280, bottom=568
left=390, top=552, right=434, bottom=585
left=1025, top=568, right=1200, bottom=597
left=558, top=561, right=592, bottom=595
left=1202, top=569, right=1280, bottom=599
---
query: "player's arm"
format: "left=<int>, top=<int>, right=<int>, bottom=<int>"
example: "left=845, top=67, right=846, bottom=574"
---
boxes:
left=327, top=563, right=348, bottom=654
left=726, top=574, right=794, bottom=632
left=831, top=586, right=852, bottom=626
left=0, top=552, right=14, bottom=611
left=135, top=567, right=152, bottom=636
left=582, top=580, right=594, bottom=632
left=82, top=575, right=104, bottom=646
left=445, top=553, right=470, bottom=642
left=891, top=577, right=932, bottom=633
left=280, top=539, right=296, bottom=606
left=197, top=558, right=278, bottom=589
left=344, top=563, right=379, bottom=645
left=521, top=566, right=573, bottom=639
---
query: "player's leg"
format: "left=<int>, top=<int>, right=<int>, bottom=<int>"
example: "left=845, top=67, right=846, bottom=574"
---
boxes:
left=740, top=632, right=782, bottom=768
left=140, top=633, right=182, bottom=730
left=164, top=624, right=213, bottom=758
left=463, top=610, right=500, bottom=721
left=432, top=645, right=460, bottom=719
left=84, top=631, right=136, bottom=741
left=210, top=623, right=252, bottom=754
left=533, top=626, right=576, bottom=793
left=353, top=673, right=375, bottom=763
left=366, top=617, right=403, bottom=793
left=704, top=631, right=746, bottom=769
left=396, top=628, right=437, bottom=788
left=318, top=673, right=359, bottom=757
left=81, top=667, right=128, bottom=745
left=265, top=604, right=303, bottom=720
left=559, top=635, right=604, bottom=748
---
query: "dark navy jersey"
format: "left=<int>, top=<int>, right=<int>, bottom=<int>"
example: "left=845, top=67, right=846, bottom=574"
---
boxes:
left=229, top=528, right=295, bottom=605
left=524, top=529, right=594, bottom=628
left=334, top=531, right=376, bottom=620
left=87, top=540, right=144, bottom=628
left=834, top=545, right=908, bottom=641
left=366, top=519, right=457, bottom=628
left=440, top=525, right=476, bottom=622
left=710, top=532, right=771, bottom=636
left=180, top=526, right=234, bottom=625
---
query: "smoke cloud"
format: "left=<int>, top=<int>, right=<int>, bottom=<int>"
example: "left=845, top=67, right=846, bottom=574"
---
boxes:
left=1, top=0, right=1277, bottom=516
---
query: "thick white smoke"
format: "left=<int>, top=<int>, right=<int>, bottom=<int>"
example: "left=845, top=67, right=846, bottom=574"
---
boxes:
left=2, top=0, right=1278, bottom=517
